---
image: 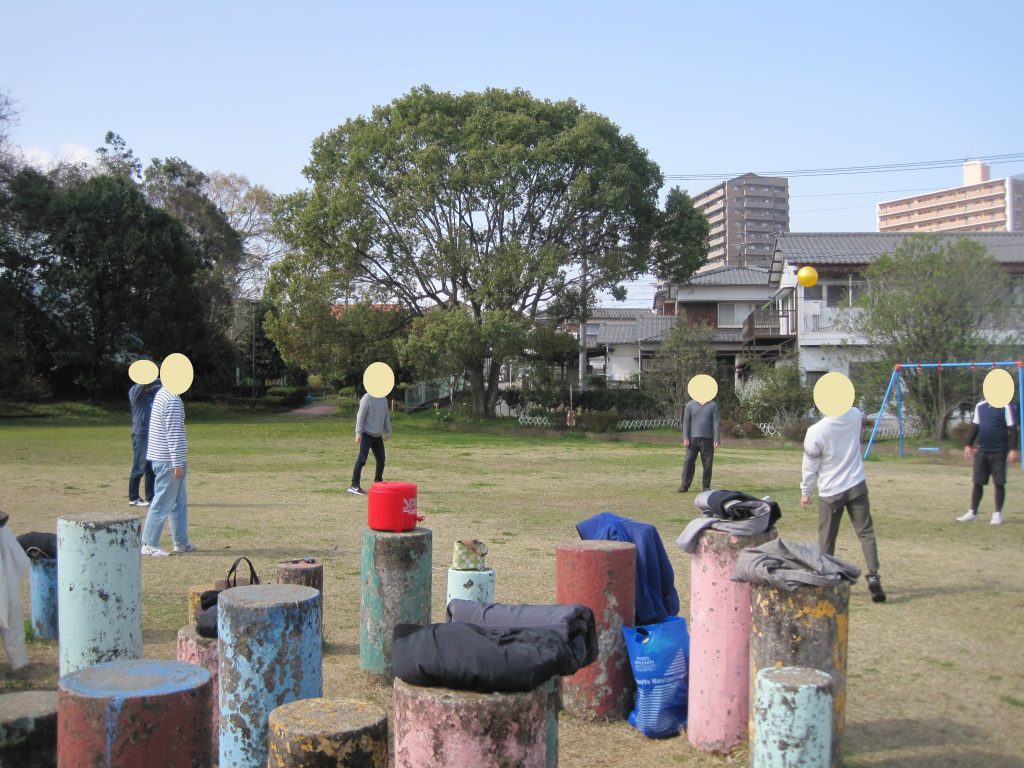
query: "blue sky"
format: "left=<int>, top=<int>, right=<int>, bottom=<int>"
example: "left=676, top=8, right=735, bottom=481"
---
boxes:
left=4, top=1, right=1023, bottom=305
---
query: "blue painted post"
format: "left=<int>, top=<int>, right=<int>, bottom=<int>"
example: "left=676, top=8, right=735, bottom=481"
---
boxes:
left=360, top=528, right=432, bottom=681
left=218, top=584, right=322, bottom=768
left=29, top=558, right=58, bottom=641
left=446, top=567, right=495, bottom=605
left=56, top=513, right=141, bottom=675
left=753, top=667, right=833, bottom=768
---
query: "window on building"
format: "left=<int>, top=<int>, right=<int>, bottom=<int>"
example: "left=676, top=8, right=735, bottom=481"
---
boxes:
left=805, top=370, right=828, bottom=388
left=803, top=284, right=824, bottom=300
left=718, top=302, right=756, bottom=328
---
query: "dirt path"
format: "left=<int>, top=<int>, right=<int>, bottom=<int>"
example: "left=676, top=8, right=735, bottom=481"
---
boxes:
left=284, top=401, right=338, bottom=416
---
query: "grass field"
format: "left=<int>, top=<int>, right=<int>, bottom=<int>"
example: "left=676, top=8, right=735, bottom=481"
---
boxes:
left=1, top=405, right=1022, bottom=767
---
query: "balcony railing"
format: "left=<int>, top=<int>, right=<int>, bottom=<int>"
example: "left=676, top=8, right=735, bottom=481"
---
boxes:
left=803, top=306, right=863, bottom=334
left=742, top=307, right=798, bottom=344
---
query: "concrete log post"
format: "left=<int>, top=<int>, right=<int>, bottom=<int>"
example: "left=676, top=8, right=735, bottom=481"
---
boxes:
left=30, top=557, right=59, bottom=641
left=267, top=697, right=388, bottom=768
left=57, top=659, right=212, bottom=768
left=446, top=567, right=495, bottom=605
left=277, top=559, right=324, bottom=593
left=752, top=667, right=833, bottom=768
left=57, top=513, right=141, bottom=676
left=218, top=584, right=323, bottom=768
left=0, top=690, right=58, bottom=768
left=688, top=527, right=778, bottom=753
left=176, top=624, right=220, bottom=762
left=393, top=679, right=549, bottom=768
left=750, top=583, right=849, bottom=768
left=555, top=540, right=636, bottom=720
left=360, top=528, right=432, bottom=681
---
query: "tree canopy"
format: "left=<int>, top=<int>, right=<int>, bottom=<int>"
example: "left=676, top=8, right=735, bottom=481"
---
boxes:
left=855, top=234, right=1013, bottom=439
left=272, top=86, right=707, bottom=414
left=643, top=320, right=717, bottom=425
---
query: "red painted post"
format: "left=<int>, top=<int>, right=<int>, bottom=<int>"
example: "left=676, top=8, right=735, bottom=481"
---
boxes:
left=555, top=540, right=636, bottom=720
left=58, top=659, right=212, bottom=768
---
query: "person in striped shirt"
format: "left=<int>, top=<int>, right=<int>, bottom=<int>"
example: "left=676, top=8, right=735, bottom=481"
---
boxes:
left=141, top=387, right=194, bottom=556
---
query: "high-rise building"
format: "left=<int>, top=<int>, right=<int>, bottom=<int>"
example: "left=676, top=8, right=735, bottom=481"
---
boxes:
left=692, top=173, right=789, bottom=271
left=877, top=161, right=1024, bottom=233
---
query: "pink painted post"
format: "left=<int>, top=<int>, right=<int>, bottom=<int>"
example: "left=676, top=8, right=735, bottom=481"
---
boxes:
left=687, top=527, right=777, bottom=753
left=393, top=679, right=548, bottom=768
left=555, top=540, right=636, bottom=720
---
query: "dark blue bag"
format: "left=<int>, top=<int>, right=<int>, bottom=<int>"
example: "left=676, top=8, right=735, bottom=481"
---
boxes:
left=622, top=616, right=690, bottom=738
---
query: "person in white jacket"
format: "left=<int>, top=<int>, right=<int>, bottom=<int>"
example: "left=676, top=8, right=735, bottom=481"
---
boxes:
left=801, top=373, right=886, bottom=603
left=0, top=511, right=31, bottom=670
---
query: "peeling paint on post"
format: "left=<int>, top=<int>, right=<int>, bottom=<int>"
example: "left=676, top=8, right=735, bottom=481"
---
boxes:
left=360, top=528, right=432, bottom=681
left=555, top=540, right=636, bottom=720
left=176, top=624, right=220, bottom=762
left=30, top=557, right=59, bottom=641
left=268, top=697, right=388, bottom=768
left=687, top=527, right=778, bottom=753
left=218, top=584, right=322, bottom=768
left=750, top=583, right=849, bottom=768
left=0, top=690, right=58, bottom=768
left=753, top=667, right=833, bottom=768
left=393, top=679, right=548, bottom=768
left=445, top=567, right=495, bottom=605
left=57, top=659, right=212, bottom=768
left=57, top=513, right=141, bottom=676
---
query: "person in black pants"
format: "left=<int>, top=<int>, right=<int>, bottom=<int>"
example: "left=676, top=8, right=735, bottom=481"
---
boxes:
left=957, top=397, right=1019, bottom=526
left=679, top=398, right=721, bottom=492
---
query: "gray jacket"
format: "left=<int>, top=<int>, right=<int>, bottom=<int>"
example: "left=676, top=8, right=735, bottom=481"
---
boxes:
left=355, top=394, right=392, bottom=437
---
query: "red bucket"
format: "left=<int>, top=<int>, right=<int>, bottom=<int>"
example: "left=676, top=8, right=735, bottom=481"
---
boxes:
left=367, top=482, right=423, bottom=532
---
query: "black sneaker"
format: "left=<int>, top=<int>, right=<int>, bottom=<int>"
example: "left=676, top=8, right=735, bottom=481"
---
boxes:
left=677, top=485, right=688, bottom=493
left=866, top=574, right=886, bottom=603
left=347, top=485, right=367, bottom=496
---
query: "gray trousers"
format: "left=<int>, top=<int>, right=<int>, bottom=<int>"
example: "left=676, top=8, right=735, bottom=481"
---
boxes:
left=818, top=479, right=880, bottom=574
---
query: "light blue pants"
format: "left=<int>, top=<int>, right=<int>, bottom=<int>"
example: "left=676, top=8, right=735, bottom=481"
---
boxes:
left=142, top=462, right=189, bottom=548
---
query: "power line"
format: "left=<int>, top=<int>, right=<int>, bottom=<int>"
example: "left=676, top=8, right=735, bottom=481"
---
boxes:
left=665, top=152, right=1024, bottom=181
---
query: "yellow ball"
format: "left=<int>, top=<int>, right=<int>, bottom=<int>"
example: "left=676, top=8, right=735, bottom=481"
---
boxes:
left=797, top=265, right=818, bottom=288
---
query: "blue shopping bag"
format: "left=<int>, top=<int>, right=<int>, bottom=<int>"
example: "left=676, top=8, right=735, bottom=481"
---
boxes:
left=622, top=615, right=690, bottom=738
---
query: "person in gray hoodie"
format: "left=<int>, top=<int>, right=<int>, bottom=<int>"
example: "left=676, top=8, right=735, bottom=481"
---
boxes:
left=348, top=392, right=393, bottom=496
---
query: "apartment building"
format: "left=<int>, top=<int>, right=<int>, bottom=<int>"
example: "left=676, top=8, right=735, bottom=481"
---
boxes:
left=692, top=173, right=790, bottom=270
left=877, top=161, right=1024, bottom=233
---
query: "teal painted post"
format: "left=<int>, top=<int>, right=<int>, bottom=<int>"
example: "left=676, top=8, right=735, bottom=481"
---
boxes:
left=29, top=558, right=58, bottom=641
left=753, top=667, right=833, bottom=768
left=218, top=584, right=323, bottom=768
left=57, top=513, right=141, bottom=676
left=446, top=567, right=495, bottom=605
left=360, top=528, right=432, bottom=681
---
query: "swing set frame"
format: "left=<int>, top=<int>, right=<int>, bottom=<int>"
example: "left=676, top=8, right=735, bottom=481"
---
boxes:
left=863, top=361, right=1024, bottom=466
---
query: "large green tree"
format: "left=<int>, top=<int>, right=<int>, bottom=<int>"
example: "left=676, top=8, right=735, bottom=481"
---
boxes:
left=855, top=234, right=1012, bottom=439
left=273, top=86, right=706, bottom=416
left=11, top=169, right=206, bottom=396
left=643, top=320, right=716, bottom=424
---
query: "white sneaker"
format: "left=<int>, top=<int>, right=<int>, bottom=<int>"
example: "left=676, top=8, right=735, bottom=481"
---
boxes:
left=956, top=511, right=978, bottom=522
left=141, top=544, right=169, bottom=557
left=173, top=543, right=196, bottom=553
left=128, top=499, right=149, bottom=507
left=991, top=512, right=1003, bottom=526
